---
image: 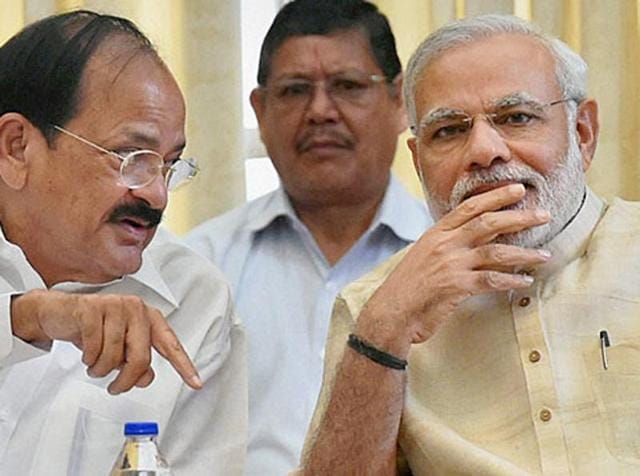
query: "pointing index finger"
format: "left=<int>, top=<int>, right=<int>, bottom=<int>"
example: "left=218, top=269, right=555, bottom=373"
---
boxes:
left=148, top=310, right=202, bottom=390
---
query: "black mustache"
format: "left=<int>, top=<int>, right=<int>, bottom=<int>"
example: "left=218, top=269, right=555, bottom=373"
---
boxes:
left=296, top=127, right=354, bottom=153
left=108, top=201, right=163, bottom=229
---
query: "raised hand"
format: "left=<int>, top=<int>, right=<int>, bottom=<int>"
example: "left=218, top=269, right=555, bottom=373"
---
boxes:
left=356, top=183, right=552, bottom=356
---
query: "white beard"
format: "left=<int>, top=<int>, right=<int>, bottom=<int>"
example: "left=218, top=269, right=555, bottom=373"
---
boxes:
left=426, top=132, right=586, bottom=248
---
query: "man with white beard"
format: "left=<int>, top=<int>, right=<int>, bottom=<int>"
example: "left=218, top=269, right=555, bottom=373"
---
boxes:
left=298, top=14, right=640, bottom=475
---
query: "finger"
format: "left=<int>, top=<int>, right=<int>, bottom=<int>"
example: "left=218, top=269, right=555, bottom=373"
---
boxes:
left=79, top=305, right=104, bottom=367
left=470, top=269, right=535, bottom=293
left=107, top=310, right=152, bottom=395
left=439, top=183, right=528, bottom=231
left=461, top=208, right=550, bottom=247
left=472, top=244, right=552, bottom=271
left=148, top=309, right=202, bottom=390
left=87, top=303, right=127, bottom=379
left=134, top=368, right=155, bottom=389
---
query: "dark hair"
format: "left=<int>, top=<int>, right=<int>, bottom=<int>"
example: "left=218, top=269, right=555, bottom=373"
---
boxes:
left=257, top=0, right=401, bottom=86
left=0, top=10, right=156, bottom=142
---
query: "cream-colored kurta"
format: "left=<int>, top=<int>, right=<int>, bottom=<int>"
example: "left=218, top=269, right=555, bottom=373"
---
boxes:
left=306, top=189, right=640, bottom=475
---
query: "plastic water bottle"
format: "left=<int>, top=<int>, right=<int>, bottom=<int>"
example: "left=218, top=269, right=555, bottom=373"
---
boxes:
left=109, top=422, right=173, bottom=475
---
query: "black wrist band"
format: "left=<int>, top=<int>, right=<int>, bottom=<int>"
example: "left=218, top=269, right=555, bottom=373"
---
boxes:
left=347, top=333, right=408, bottom=370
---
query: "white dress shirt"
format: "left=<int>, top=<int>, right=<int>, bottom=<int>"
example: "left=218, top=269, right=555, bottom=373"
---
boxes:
left=186, top=175, right=433, bottom=475
left=0, top=227, right=247, bottom=475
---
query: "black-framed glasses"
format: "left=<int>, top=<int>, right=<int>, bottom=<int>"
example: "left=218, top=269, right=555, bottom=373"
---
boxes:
left=262, top=69, right=388, bottom=109
left=412, top=97, right=578, bottom=154
left=53, top=125, right=199, bottom=191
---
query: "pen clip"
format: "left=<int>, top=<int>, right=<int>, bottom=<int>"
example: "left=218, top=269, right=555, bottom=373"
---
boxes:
left=599, top=330, right=610, bottom=370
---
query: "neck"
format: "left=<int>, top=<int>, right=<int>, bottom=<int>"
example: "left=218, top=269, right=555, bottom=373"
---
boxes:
left=292, top=191, right=386, bottom=266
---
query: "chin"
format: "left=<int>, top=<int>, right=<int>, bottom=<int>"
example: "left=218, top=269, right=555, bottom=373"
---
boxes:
left=495, top=222, right=552, bottom=249
left=103, top=249, right=145, bottom=280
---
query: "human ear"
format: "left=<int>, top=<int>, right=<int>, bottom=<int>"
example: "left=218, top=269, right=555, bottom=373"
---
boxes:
left=0, top=113, right=32, bottom=190
left=407, top=136, right=424, bottom=182
left=574, top=99, right=599, bottom=172
left=389, top=74, right=408, bottom=134
left=250, top=88, right=268, bottom=141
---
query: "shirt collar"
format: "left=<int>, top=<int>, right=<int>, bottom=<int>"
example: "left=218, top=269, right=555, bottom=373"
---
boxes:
left=245, top=186, right=296, bottom=233
left=51, top=250, right=179, bottom=317
left=370, top=175, right=430, bottom=242
left=535, top=187, right=606, bottom=279
left=244, top=174, right=429, bottom=242
left=0, top=224, right=179, bottom=315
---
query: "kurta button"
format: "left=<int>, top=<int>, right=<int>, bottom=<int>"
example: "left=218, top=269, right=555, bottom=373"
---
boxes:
left=519, top=297, right=531, bottom=307
left=529, top=350, right=541, bottom=363
left=539, top=408, right=552, bottom=422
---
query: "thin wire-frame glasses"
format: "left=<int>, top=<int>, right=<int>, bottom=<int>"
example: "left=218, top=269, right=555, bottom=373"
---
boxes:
left=413, top=97, right=577, bottom=154
left=53, top=125, right=199, bottom=191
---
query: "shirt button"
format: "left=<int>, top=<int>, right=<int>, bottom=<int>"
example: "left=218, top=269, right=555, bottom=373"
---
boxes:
left=539, top=408, right=552, bottom=422
left=529, top=350, right=541, bottom=363
left=519, top=297, right=531, bottom=307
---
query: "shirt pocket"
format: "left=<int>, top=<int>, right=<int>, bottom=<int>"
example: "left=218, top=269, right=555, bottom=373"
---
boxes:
left=31, top=380, right=159, bottom=476
left=587, top=340, right=640, bottom=464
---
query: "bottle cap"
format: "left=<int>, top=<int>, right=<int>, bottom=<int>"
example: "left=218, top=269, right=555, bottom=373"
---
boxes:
left=124, top=422, right=159, bottom=436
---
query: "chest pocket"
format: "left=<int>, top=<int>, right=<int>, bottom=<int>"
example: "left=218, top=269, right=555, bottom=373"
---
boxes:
left=31, top=380, right=158, bottom=476
left=588, top=340, right=640, bottom=464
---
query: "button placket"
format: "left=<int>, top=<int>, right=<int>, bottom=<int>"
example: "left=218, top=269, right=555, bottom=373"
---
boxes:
left=510, top=282, right=570, bottom=472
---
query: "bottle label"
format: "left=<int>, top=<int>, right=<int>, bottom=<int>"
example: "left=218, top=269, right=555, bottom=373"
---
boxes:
left=123, top=441, right=159, bottom=470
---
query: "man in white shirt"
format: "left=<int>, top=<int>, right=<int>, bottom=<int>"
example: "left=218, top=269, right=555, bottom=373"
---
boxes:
left=0, top=10, right=246, bottom=475
left=186, top=0, right=432, bottom=474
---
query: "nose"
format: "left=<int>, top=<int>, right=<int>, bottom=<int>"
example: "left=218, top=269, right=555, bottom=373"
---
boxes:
left=462, top=115, right=511, bottom=170
left=304, top=82, right=340, bottom=124
left=129, top=174, right=168, bottom=212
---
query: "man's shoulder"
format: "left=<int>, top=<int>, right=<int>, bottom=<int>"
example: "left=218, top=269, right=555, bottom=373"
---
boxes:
left=146, top=227, right=230, bottom=289
left=600, top=197, right=640, bottom=231
left=185, top=191, right=279, bottom=258
left=567, top=197, right=640, bottom=299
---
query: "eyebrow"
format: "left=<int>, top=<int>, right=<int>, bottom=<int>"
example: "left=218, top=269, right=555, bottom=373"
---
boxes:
left=491, top=92, right=545, bottom=110
left=272, top=69, right=376, bottom=82
left=418, top=91, right=546, bottom=127
left=420, top=107, right=468, bottom=126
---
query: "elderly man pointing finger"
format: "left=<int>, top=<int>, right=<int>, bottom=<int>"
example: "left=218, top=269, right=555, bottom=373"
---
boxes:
left=0, top=10, right=246, bottom=475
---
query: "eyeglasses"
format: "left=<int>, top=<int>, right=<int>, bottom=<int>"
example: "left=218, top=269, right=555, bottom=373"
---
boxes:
left=262, top=70, right=389, bottom=109
left=412, top=97, right=577, bottom=154
left=53, top=125, right=199, bottom=190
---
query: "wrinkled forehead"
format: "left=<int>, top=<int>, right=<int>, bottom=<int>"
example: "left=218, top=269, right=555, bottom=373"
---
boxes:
left=412, top=33, right=561, bottom=119
left=61, top=38, right=186, bottom=156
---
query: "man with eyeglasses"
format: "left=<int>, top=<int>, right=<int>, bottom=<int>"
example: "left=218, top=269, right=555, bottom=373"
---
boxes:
left=300, top=14, right=640, bottom=475
left=0, top=10, right=245, bottom=475
left=186, top=0, right=432, bottom=474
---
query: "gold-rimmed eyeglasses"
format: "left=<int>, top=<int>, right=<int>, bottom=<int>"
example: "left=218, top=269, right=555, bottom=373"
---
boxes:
left=53, top=125, right=199, bottom=191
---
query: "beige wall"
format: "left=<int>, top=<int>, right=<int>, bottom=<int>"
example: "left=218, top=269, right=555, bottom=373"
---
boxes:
left=2, top=0, right=640, bottom=233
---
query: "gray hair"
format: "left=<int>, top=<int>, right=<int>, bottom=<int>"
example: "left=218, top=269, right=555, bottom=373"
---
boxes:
left=403, top=14, right=588, bottom=130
